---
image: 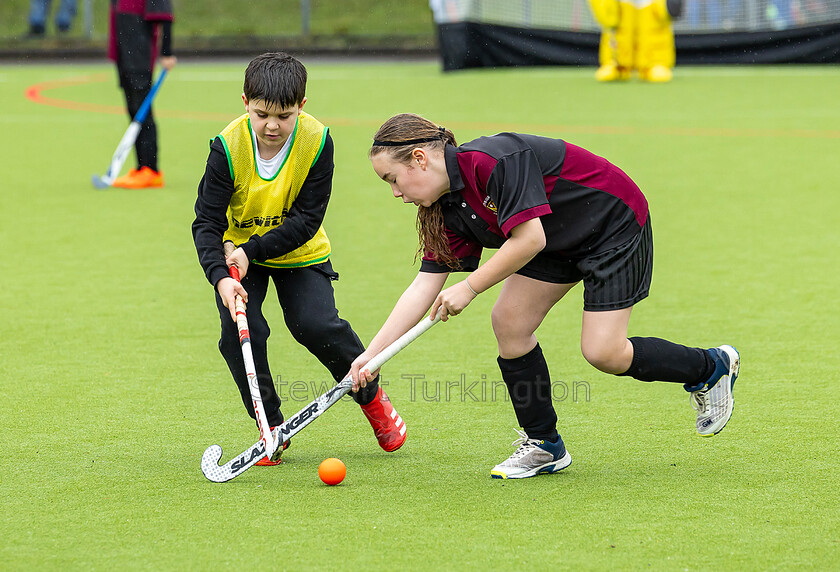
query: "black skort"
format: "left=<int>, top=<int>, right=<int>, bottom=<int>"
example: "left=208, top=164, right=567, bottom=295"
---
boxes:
left=516, top=217, right=653, bottom=311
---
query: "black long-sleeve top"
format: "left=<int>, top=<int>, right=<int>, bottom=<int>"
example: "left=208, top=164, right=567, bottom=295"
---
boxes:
left=192, top=133, right=335, bottom=287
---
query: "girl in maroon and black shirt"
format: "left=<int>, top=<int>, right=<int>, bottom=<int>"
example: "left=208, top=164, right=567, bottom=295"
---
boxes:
left=350, top=113, right=740, bottom=480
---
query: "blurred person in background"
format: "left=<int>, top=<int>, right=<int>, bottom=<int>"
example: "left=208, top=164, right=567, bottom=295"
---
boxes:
left=686, top=0, right=742, bottom=30
left=588, top=0, right=682, bottom=82
left=686, top=0, right=723, bottom=29
left=766, top=0, right=793, bottom=28
left=28, top=0, right=77, bottom=36
left=108, top=0, right=176, bottom=188
left=796, top=0, right=830, bottom=25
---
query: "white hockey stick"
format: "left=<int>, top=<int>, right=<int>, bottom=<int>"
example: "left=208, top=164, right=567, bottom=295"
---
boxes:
left=201, top=313, right=440, bottom=483
left=91, top=69, right=168, bottom=189
left=221, top=241, right=276, bottom=460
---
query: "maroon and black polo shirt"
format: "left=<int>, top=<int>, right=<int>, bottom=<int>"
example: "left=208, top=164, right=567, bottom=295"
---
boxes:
left=108, top=0, right=174, bottom=74
left=420, top=133, right=649, bottom=274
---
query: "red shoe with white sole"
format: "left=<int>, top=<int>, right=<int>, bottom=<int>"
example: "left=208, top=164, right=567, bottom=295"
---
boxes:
left=360, top=387, right=406, bottom=452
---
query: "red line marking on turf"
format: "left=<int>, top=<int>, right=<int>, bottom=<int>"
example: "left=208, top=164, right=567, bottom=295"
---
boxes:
left=24, top=73, right=231, bottom=121
left=25, top=74, right=125, bottom=115
left=24, top=74, right=840, bottom=139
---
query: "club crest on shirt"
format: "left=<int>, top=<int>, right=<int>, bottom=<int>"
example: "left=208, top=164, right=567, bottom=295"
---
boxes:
left=482, top=196, right=498, bottom=213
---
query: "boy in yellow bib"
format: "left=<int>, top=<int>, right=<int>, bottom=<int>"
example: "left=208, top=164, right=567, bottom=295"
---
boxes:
left=192, top=53, right=406, bottom=464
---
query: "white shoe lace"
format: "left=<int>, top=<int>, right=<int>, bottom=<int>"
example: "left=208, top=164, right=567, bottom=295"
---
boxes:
left=691, top=389, right=709, bottom=414
left=507, top=429, right=538, bottom=462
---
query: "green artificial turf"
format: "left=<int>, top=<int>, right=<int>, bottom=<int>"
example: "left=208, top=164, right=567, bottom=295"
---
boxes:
left=1, top=61, right=839, bottom=570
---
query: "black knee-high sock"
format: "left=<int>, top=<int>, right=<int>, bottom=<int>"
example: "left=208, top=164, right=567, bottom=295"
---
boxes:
left=497, top=344, right=558, bottom=442
left=619, top=337, right=714, bottom=386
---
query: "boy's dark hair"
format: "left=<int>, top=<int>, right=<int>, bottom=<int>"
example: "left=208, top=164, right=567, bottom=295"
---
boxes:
left=243, top=52, right=307, bottom=109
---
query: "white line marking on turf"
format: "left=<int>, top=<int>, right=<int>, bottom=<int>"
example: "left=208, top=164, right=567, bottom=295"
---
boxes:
left=173, top=72, right=244, bottom=82
left=173, top=70, right=439, bottom=82
left=673, top=66, right=840, bottom=78
left=155, top=65, right=838, bottom=83
left=497, top=66, right=840, bottom=79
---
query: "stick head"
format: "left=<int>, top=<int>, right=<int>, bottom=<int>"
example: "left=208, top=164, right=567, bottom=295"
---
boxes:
left=91, top=174, right=111, bottom=189
left=200, top=445, right=227, bottom=483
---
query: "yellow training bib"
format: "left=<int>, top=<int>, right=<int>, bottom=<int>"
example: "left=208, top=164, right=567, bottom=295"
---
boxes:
left=219, top=112, right=331, bottom=268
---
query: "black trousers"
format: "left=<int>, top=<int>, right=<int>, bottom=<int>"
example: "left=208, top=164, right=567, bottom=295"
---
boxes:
left=118, top=70, right=158, bottom=172
left=215, top=261, right=378, bottom=427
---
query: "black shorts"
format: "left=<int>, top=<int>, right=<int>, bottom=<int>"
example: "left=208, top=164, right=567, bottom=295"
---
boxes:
left=516, top=218, right=653, bottom=311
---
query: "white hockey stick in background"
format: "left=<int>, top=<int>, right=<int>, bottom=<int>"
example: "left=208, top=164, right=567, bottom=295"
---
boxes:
left=91, top=69, right=168, bottom=189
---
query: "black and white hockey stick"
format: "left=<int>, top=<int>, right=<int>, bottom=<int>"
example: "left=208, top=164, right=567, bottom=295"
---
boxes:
left=201, top=314, right=440, bottom=483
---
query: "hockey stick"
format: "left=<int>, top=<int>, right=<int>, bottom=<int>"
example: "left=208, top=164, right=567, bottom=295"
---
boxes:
left=201, top=313, right=441, bottom=483
left=221, top=241, right=277, bottom=461
left=91, top=69, right=168, bottom=189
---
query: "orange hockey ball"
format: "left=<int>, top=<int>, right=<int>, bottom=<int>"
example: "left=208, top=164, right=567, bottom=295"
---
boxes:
left=318, top=458, right=346, bottom=485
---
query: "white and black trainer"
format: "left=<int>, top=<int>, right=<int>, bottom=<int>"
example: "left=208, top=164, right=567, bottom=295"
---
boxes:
left=490, top=429, right=572, bottom=479
left=688, top=345, right=740, bottom=437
